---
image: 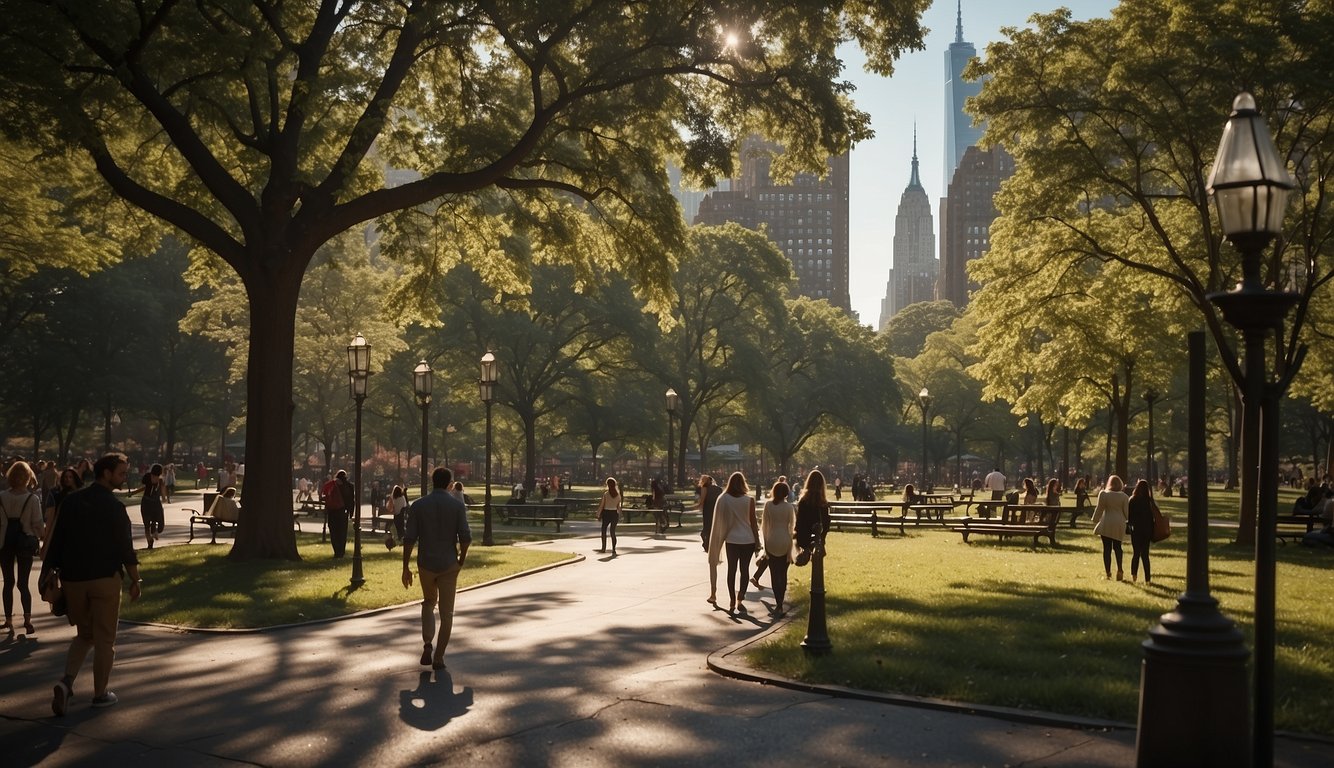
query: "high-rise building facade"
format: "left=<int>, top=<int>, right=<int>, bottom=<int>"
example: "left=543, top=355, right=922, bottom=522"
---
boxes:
left=938, top=144, right=1014, bottom=307
left=694, top=137, right=851, bottom=311
left=667, top=162, right=730, bottom=224
left=878, top=134, right=936, bottom=331
left=943, top=2, right=983, bottom=191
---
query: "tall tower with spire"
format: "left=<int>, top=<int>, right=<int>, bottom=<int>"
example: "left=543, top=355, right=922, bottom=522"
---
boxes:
left=879, top=128, right=936, bottom=331
left=943, top=1, right=983, bottom=190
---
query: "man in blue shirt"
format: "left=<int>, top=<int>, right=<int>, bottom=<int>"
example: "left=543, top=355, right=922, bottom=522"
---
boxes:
left=401, top=467, right=471, bottom=670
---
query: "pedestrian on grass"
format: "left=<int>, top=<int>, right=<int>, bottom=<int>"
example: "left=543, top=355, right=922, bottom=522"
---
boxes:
left=1091, top=475, right=1130, bottom=581
left=795, top=469, right=831, bottom=564
left=46, top=452, right=142, bottom=715
left=597, top=477, right=622, bottom=555
left=1127, top=479, right=1158, bottom=583
left=402, top=467, right=471, bottom=671
left=321, top=470, right=352, bottom=558
left=707, top=471, right=758, bottom=614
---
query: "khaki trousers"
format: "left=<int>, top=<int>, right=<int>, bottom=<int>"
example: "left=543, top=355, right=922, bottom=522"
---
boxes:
left=418, top=562, right=462, bottom=660
left=63, top=576, right=122, bottom=696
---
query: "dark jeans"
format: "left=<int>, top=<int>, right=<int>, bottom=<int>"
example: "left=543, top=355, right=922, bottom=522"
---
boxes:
left=1101, top=535, right=1124, bottom=574
left=767, top=555, right=790, bottom=611
left=599, top=511, right=619, bottom=552
left=724, top=542, right=754, bottom=603
left=1130, top=532, right=1152, bottom=581
left=328, top=509, right=349, bottom=557
left=0, top=548, right=33, bottom=618
left=141, top=499, right=164, bottom=540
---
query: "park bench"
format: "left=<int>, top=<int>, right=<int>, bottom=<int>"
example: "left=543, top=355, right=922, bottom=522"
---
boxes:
left=955, top=504, right=1061, bottom=547
left=622, top=499, right=687, bottom=527
left=499, top=502, right=568, bottom=532
left=1275, top=513, right=1322, bottom=545
left=188, top=506, right=238, bottom=544
left=826, top=501, right=953, bottom=536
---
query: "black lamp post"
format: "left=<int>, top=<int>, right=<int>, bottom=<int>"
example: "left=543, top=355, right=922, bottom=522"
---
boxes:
left=1142, top=389, right=1159, bottom=487
left=665, top=388, right=679, bottom=490
left=917, top=388, right=932, bottom=490
left=1205, top=92, right=1300, bottom=768
left=413, top=360, right=433, bottom=499
left=479, top=351, right=498, bottom=546
left=347, top=333, right=371, bottom=589
left=801, top=519, right=832, bottom=656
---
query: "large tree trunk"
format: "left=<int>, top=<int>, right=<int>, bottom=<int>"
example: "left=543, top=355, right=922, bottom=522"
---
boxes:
left=523, top=411, right=537, bottom=492
left=229, top=265, right=303, bottom=561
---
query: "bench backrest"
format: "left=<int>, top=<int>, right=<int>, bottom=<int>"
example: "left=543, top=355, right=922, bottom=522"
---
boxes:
left=1002, top=504, right=1059, bottom=527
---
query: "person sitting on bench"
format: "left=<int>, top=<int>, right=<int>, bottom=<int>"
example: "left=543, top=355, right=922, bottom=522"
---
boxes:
left=208, top=487, right=240, bottom=522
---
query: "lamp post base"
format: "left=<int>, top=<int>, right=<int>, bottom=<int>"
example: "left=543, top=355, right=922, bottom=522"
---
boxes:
left=1135, top=595, right=1249, bottom=767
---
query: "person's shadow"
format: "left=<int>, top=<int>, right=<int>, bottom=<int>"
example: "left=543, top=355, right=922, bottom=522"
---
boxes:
left=398, top=670, right=474, bottom=731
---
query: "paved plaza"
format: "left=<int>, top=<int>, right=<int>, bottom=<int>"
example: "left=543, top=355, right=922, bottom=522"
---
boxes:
left=1, top=496, right=1329, bottom=766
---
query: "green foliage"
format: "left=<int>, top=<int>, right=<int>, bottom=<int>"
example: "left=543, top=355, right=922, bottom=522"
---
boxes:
left=881, top=300, right=959, bottom=358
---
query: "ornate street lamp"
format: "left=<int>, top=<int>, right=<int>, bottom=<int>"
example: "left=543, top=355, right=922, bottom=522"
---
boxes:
left=1142, top=390, right=1159, bottom=487
left=1204, top=92, right=1300, bottom=768
left=479, top=351, right=498, bottom=546
left=347, top=333, right=371, bottom=588
left=665, top=388, right=679, bottom=489
left=413, top=360, right=433, bottom=499
left=917, top=388, right=932, bottom=490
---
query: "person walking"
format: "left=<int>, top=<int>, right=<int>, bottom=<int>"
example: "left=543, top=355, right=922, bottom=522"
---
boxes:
left=401, top=467, right=471, bottom=671
left=1127, top=479, right=1158, bottom=583
left=984, top=467, right=1007, bottom=501
left=1, top=461, right=44, bottom=636
left=45, top=453, right=142, bottom=715
left=707, top=471, right=758, bottom=614
left=597, top=477, right=623, bottom=554
left=697, top=475, right=722, bottom=553
left=650, top=476, right=668, bottom=534
left=1072, top=477, right=1090, bottom=527
left=795, top=469, right=832, bottom=564
left=43, top=468, right=82, bottom=554
left=321, top=470, right=352, bottom=558
left=131, top=464, right=169, bottom=548
left=754, top=480, right=796, bottom=615
left=1091, top=475, right=1130, bottom=580
left=388, top=485, right=410, bottom=540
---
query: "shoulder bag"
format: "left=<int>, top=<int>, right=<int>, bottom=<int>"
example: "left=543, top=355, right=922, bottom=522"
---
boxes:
left=1151, top=500, right=1171, bottom=542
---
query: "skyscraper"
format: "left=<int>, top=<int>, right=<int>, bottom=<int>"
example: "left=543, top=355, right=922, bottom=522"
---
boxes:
left=694, top=136, right=851, bottom=311
left=879, top=131, right=936, bottom=331
left=943, top=1, right=983, bottom=191
left=938, top=144, right=1014, bottom=307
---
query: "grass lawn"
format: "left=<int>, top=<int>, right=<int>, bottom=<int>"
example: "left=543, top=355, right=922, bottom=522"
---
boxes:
left=746, top=524, right=1334, bottom=737
left=121, top=532, right=574, bottom=629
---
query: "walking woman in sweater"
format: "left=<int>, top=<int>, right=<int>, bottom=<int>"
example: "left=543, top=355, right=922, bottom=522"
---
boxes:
left=1126, top=479, right=1157, bottom=583
left=707, top=471, right=759, bottom=614
left=1091, top=475, right=1130, bottom=580
left=597, top=477, right=623, bottom=555
left=757, top=481, right=796, bottom=615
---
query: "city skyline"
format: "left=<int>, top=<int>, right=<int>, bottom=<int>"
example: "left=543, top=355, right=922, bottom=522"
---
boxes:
left=845, top=0, right=1117, bottom=324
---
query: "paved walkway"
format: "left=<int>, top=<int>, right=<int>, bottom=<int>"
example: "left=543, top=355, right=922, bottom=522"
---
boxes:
left=1, top=494, right=1328, bottom=766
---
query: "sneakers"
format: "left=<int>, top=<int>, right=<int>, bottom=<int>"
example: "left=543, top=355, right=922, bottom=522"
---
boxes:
left=90, top=691, right=118, bottom=708
left=51, top=681, right=70, bottom=717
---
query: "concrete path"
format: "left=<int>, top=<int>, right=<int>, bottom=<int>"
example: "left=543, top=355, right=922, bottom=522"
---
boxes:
left=1, top=495, right=1328, bottom=767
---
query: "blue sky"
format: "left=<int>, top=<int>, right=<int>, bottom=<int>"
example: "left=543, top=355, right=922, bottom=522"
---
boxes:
left=844, top=0, right=1117, bottom=324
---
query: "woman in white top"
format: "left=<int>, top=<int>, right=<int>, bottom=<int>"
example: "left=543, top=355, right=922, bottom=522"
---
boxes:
left=389, top=485, right=410, bottom=539
left=756, top=481, right=796, bottom=615
left=1091, top=475, right=1131, bottom=580
left=707, top=471, right=759, bottom=614
left=597, top=477, right=623, bottom=555
left=0, top=461, right=44, bottom=635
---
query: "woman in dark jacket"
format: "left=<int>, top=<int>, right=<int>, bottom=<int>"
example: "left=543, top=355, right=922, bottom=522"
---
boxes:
left=794, top=469, right=831, bottom=561
left=1127, top=479, right=1156, bottom=583
left=697, top=475, right=722, bottom=552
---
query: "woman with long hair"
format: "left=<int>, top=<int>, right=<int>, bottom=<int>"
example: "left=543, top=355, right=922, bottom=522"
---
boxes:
left=756, top=481, right=796, bottom=615
left=389, top=485, right=410, bottom=539
left=795, top=469, right=831, bottom=559
left=0, top=461, right=43, bottom=635
left=43, top=467, right=82, bottom=547
left=1021, top=477, right=1039, bottom=505
left=696, top=474, right=722, bottom=553
left=1127, top=479, right=1157, bottom=583
left=1091, top=475, right=1130, bottom=580
left=1072, top=477, right=1090, bottom=527
left=707, top=471, right=758, bottom=613
left=1044, top=478, right=1061, bottom=506
left=133, top=464, right=169, bottom=548
left=598, top=477, right=623, bottom=555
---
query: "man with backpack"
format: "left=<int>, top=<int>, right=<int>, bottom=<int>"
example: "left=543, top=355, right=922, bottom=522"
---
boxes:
left=321, top=470, right=353, bottom=558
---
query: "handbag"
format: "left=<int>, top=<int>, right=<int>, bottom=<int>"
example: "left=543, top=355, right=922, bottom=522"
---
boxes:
left=1151, top=502, right=1171, bottom=543
left=38, top=566, right=67, bottom=617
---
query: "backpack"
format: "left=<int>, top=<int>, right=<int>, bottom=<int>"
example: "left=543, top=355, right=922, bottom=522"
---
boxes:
left=325, top=480, right=344, bottom=509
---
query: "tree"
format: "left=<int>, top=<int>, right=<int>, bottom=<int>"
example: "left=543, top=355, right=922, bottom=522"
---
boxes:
left=2, top=1, right=929, bottom=558
left=970, top=0, right=1334, bottom=543
left=882, top=300, right=960, bottom=358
